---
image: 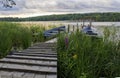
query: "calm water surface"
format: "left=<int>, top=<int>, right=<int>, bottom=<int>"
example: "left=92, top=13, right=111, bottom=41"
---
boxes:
left=20, top=21, right=120, bottom=26
left=19, top=21, right=120, bottom=26
left=18, top=21, right=120, bottom=40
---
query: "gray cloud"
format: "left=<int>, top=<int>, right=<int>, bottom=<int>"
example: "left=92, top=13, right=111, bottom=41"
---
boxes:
left=0, top=0, right=120, bottom=17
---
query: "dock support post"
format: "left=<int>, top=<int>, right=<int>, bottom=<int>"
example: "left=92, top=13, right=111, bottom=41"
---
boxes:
left=58, top=28, right=60, bottom=34
left=90, top=19, right=92, bottom=26
left=73, top=25, right=75, bottom=31
left=77, top=23, right=79, bottom=31
left=83, top=20, right=85, bottom=26
left=68, top=24, right=70, bottom=33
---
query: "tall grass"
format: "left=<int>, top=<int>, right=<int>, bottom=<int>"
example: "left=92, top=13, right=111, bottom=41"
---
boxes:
left=0, top=22, right=51, bottom=58
left=0, top=22, right=32, bottom=58
left=0, top=29, right=12, bottom=58
left=29, top=24, right=57, bottom=43
left=30, top=26, right=45, bottom=43
left=57, top=28, right=120, bottom=78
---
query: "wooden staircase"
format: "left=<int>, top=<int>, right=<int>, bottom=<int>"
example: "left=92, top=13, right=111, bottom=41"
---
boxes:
left=0, top=43, right=57, bottom=78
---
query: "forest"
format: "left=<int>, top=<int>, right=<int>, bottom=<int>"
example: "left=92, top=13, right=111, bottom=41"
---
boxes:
left=0, top=12, right=120, bottom=22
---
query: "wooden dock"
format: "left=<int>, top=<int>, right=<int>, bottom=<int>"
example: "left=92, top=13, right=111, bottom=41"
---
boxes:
left=0, top=42, right=57, bottom=78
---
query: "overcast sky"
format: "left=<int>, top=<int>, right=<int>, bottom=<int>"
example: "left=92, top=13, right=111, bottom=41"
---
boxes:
left=0, top=0, right=120, bottom=17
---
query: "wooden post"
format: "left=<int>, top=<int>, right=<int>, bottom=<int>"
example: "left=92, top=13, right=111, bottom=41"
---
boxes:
left=73, top=25, right=75, bottom=31
left=90, top=19, right=92, bottom=26
left=58, top=28, right=60, bottom=34
left=64, top=26, right=66, bottom=33
left=68, top=24, right=70, bottom=33
left=83, top=20, right=85, bottom=26
left=77, top=23, right=79, bottom=30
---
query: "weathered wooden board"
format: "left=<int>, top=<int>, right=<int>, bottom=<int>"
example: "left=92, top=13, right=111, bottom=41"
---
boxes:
left=6, top=55, right=57, bottom=61
left=1, top=58, right=57, bottom=64
left=46, top=75, right=57, bottom=78
left=34, top=74, right=46, bottom=78
left=0, top=63, right=57, bottom=74
left=12, top=53, right=57, bottom=57
left=17, top=51, right=57, bottom=54
left=0, top=42, right=57, bottom=78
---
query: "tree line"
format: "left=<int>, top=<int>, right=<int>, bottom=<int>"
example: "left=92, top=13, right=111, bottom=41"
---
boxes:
left=0, top=12, right=120, bottom=22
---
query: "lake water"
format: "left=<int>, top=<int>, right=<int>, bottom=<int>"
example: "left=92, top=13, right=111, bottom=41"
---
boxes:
left=18, top=21, right=120, bottom=40
left=19, top=21, right=120, bottom=26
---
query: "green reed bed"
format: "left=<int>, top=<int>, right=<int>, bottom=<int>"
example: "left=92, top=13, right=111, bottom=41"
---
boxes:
left=30, top=26, right=46, bottom=43
left=0, top=22, right=32, bottom=58
left=29, top=25, right=57, bottom=43
left=57, top=28, right=120, bottom=78
left=0, top=22, right=48, bottom=58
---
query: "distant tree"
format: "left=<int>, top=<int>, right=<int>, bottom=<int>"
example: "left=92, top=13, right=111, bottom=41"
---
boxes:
left=0, top=0, right=16, bottom=8
left=0, top=13, right=120, bottom=21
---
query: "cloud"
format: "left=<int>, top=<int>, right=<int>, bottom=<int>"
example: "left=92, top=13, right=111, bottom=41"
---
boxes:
left=0, top=0, right=120, bottom=17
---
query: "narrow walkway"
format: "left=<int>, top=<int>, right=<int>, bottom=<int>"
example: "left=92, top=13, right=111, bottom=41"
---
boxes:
left=0, top=42, right=57, bottom=78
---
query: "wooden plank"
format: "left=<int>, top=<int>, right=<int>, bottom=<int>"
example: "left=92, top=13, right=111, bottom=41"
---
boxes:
left=12, top=53, right=57, bottom=58
left=0, top=68, right=57, bottom=75
left=30, top=45, right=55, bottom=47
left=27, top=48, right=56, bottom=52
left=22, top=50, right=56, bottom=52
left=13, top=52, right=57, bottom=55
left=22, top=73, right=35, bottom=78
left=28, top=47, right=55, bottom=49
left=34, top=74, right=46, bottom=78
left=0, top=63, right=3, bottom=67
left=50, top=61, right=57, bottom=65
left=16, top=51, right=57, bottom=55
left=0, top=63, right=57, bottom=73
left=6, top=55, right=57, bottom=61
left=39, top=67, right=56, bottom=72
left=0, top=71, right=13, bottom=78
left=46, top=75, right=57, bottom=78
left=0, top=58, right=57, bottom=65
left=0, top=71, right=13, bottom=75
left=19, top=50, right=57, bottom=53
left=11, top=72, right=25, bottom=78
left=25, top=49, right=53, bottom=51
left=24, top=49, right=55, bottom=52
left=0, top=42, right=57, bottom=78
left=0, top=60, right=57, bottom=67
left=37, top=42, right=56, bottom=44
left=26, top=48, right=53, bottom=50
left=29, top=46, right=55, bottom=47
left=0, top=75, right=12, bottom=78
left=7, top=55, right=57, bottom=59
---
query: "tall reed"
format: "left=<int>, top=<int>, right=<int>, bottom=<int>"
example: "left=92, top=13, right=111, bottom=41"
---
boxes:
left=0, top=22, right=32, bottom=58
left=29, top=26, right=46, bottom=43
left=57, top=29, right=120, bottom=78
left=0, top=22, right=57, bottom=58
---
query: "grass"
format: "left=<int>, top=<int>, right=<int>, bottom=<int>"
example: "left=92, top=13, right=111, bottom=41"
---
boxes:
left=0, top=22, right=32, bottom=58
left=57, top=27, right=120, bottom=78
left=0, top=22, right=57, bottom=58
left=30, top=26, right=45, bottom=43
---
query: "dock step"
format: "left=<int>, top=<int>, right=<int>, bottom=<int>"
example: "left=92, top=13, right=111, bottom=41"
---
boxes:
left=0, top=42, right=57, bottom=78
left=12, top=53, right=57, bottom=57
